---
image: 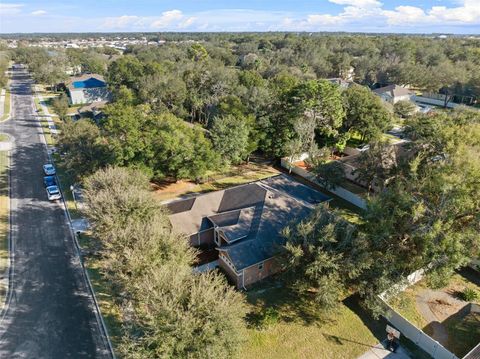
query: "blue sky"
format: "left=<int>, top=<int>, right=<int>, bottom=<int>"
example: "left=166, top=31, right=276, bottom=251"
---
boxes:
left=0, top=0, right=479, bottom=33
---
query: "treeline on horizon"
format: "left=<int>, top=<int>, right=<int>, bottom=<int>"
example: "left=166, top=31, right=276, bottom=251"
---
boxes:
left=1, top=31, right=479, bottom=41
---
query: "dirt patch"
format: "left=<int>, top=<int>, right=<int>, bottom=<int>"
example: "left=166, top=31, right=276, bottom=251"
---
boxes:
left=152, top=180, right=196, bottom=201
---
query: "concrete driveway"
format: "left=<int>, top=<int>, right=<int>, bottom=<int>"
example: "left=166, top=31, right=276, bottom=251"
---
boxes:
left=357, top=340, right=411, bottom=359
left=0, top=68, right=111, bottom=358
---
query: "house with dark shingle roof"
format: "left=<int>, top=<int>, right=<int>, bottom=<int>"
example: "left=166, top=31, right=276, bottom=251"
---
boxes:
left=167, top=174, right=330, bottom=289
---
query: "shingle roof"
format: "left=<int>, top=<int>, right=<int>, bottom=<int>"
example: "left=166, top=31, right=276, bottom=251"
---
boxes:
left=167, top=174, right=330, bottom=270
left=373, top=84, right=412, bottom=98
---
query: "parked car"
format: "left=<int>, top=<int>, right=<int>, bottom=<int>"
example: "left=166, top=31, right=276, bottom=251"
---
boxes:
left=43, top=164, right=56, bottom=176
left=46, top=185, right=61, bottom=201
left=43, top=176, right=56, bottom=187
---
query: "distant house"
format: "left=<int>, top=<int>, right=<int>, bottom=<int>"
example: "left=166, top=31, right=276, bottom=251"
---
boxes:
left=327, top=78, right=352, bottom=89
left=167, top=174, right=330, bottom=289
left=66, top=74, right=111, bottom=105
left=373, top=84, right=414, bottom=104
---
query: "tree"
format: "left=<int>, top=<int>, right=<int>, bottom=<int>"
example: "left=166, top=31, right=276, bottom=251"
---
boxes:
left=151, top=113, right=218, bottom=181
left=283, top=205, right=359, bottom=309
left=342, top=84, right=392, bottom=142
left=51, top=94, right=70, bottom=122
left=353, top=141, right=399, bottom=193
left=393, top=100, right=416, bottom=119
left=313, top=161, right=346, bottom=190
left=288, top=80, right=345, bottom=138
left=210, top=115, right=251, bottom=165
left=57, top=119, right=111, bottom=180
left=83, top=167, right=247, bottom=359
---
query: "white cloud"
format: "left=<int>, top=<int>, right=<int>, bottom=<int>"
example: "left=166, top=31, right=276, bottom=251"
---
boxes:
left=31, top=10, right=47, bottom=16
left=0, top=3, right=24, bottom=15
left=178, top=16, right=197, bottom=29
left=150, top=10, right=183, bottom=29
left=329, top=0, right=382, bottom=8
left=384, top=0, right=480, bottom=25
left=306, top=14, right=343, bottom=26
left=102, top=10, right=188, bottom=30
left=103, top=15, right=145, bottom=29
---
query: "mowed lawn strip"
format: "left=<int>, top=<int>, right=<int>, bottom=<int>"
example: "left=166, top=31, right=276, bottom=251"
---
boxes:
left=0, top=151, right=9, bottom=300
left=1, top=89, right=11, bottom=121
left=77, top=233, right=122, bottom=354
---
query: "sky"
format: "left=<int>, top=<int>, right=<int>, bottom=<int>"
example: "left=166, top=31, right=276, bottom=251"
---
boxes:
left=0, top=0, right=479, bottom=34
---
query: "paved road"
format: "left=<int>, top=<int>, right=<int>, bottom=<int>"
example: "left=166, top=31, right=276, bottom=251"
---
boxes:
left=0, top=68, right=110, bottom=358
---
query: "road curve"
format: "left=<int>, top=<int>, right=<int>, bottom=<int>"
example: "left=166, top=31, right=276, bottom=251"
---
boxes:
left=0, top=67, right=111, bottom=358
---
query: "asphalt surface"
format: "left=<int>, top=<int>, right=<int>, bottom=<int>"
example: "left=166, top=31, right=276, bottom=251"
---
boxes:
left=0, top=68, right=110, bottom=358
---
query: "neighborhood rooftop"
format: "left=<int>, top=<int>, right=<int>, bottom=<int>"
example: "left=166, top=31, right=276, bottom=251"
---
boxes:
left=167, top=174, right=330, bottom=272
left=373, top=84, right=413, bottom=98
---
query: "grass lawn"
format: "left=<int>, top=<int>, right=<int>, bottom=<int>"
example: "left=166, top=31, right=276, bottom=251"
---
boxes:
left=77, top=233, right=122, bottom=353
left=1, top=89, right=11, bottom=122
left=239, top=282, right=385, bottom=359
left=346, top=132, right=365, bottom=148
left=0, top=151, right=9, bottom=302
left=444, top=311, right=480, bottom=358
left=389, top=282, right=429, bottom=329
left=154, top=163, right=280, bottom=202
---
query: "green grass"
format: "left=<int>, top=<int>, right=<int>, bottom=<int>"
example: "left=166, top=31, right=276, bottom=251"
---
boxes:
left=154, top=163, right=280, bottom=201
left=239, top=282, right=384, bottom=359
left=0, top=89, right=10, bottom=122
left=52, top=153, right=81, bottom=220
left=77, top=233, right=122, bottom=354
left=389, top=284, right=428, bottom=329
left=444, top=312, right=480, bottom=358
left=0, top=151, right=9, bottom=302
left=346, top=132, right=365, bottom=148
left=0, top=134, right=9, bottom=142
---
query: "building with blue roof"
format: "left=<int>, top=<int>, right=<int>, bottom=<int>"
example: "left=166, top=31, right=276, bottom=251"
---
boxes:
left=67, top=74, right=111, bottom=105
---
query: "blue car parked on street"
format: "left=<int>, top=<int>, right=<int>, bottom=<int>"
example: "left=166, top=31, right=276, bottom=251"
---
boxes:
left=43, top=175, right=56, bottom=187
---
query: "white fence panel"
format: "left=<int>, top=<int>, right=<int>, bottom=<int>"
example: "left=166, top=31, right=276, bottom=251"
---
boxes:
left=381, top=300, right=458, bottom=359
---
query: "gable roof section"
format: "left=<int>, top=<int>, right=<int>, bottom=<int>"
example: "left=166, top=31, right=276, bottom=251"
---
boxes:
left=167, top=174, right=330, bottom=270
left=373, top=84, right=412, bottom=98
left=67, top=74, right=106, bottom=91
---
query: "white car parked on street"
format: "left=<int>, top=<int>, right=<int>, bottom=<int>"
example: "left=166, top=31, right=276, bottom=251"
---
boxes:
left=46, top=185, right=62, bottom=201
left=43, top=164, right=56, bottom=176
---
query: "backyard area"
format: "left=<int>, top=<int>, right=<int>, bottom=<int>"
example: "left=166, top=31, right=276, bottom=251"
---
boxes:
left=239, top=279, right=430, bottom=359
left=153, top=162, right=281, bottom=202
left=389, top=268, right=480, bottom=358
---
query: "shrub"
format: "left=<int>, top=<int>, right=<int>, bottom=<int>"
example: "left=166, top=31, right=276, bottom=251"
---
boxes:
left=427, top=268, right=452, bottom=289
left=258, top=307, right=280, bottom=329
left=461, top=288, right=478, bottom=302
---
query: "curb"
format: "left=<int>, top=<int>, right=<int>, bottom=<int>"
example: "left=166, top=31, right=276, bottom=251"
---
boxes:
left=34, top=82, right=116, bottom=358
